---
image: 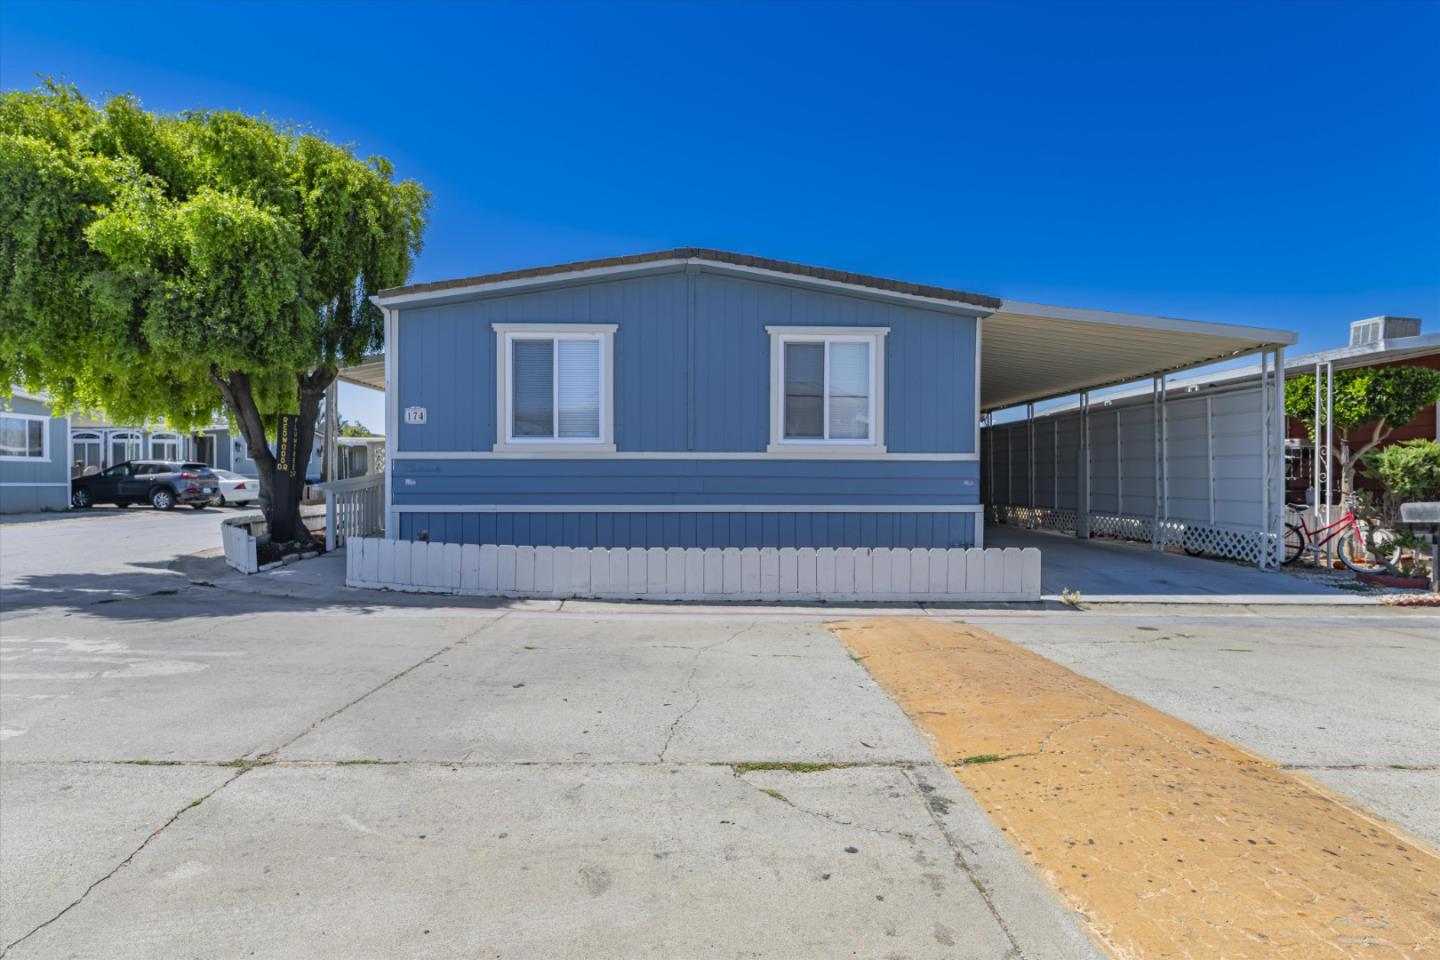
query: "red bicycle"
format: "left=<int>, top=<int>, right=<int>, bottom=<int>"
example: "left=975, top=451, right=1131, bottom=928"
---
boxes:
left=1283, top=501, right=1396, bottom=573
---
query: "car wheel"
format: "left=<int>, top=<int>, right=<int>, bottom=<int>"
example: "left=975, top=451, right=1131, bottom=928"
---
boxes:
left=71, top=488, right=92, bottom=509
left=150, top=488, right=175, bottom=511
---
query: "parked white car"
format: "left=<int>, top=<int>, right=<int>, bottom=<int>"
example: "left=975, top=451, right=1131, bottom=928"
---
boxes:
left=209, top=469, right=259, bottom=507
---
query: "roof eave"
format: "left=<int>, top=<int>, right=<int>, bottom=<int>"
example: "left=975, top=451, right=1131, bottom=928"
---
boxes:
left=372, top=252, right=1000, bottom=315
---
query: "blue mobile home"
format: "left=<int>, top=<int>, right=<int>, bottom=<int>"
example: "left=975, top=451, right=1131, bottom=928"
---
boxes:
left=0, top=391, right=70, bottom=514
left=371, top=250, right=995, bottom=550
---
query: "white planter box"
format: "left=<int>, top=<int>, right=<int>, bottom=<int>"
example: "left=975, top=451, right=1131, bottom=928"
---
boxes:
left=219, top=505, right=327, bottom=575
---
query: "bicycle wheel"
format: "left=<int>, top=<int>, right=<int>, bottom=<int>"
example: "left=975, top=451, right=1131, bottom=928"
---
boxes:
left=1337, top=526, right=1393, bottom=574
left=1281, top=523, right=1306, bottom=565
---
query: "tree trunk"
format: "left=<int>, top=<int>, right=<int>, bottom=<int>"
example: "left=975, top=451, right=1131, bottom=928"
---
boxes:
left=1341, top=418, right=1390, bottom=499
left=209, top=367, right=335, bottom=544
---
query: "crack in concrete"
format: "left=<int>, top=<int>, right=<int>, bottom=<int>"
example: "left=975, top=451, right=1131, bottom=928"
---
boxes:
left=2, top=757, right=918, bottom=769
left=657, top=621, right=756, bottom=762
left=730, top=771, right=906, bottom=839
left=260, top=614, right=508, bottom=761
left=899, top=765, right=1025, bottom=960
left=0, top=617, right=509, bottom=956
left=1280, top=762, right=1439, bottom=772
left=0, top=765, right=249, bottom=957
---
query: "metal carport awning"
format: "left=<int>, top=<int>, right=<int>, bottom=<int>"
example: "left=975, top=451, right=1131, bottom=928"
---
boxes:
left=336, top=354, right=386, bottom=391
left=980, top=301, right=1294, bottom=412
left=979, top=301, right=1297, bottom=570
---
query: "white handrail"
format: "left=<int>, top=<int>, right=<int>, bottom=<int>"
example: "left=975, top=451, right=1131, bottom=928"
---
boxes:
left=314, top=474, right=384, bottom=551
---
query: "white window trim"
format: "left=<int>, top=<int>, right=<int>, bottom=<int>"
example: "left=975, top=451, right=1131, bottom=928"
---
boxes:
left=0, top=411, right=51, bottom=462
left=107, top=431, right=143, bottom=465
left=767, top=325, right=887, bottom=456
left=148, top=432, right=182, bottom=459
left=492, top=323, right=617, bottom=453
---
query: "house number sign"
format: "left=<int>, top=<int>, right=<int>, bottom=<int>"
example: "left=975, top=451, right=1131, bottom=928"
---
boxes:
left=404, top=406, right=428, bottom=425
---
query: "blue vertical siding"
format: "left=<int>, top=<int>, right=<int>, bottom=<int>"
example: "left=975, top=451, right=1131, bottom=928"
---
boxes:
left=396, top=268, right=977, bottom=455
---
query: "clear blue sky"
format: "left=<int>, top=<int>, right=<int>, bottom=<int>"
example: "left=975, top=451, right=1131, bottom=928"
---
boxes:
left=3, top=0, right=1437, bottom=429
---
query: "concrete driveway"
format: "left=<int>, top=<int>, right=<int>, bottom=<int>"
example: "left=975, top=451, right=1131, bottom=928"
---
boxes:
left=3, top=511, right=1436, bottom=959
left=0, top=586, right=1096, bottom=959
left=987, top=526, right=1362, bottom=601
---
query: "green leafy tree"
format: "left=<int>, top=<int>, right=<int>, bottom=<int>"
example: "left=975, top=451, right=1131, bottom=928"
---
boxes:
left=0, top=82, right=428, bottom=538
left=1284, top=366, right=1440, bottom=496
left=338, top=419, right=374, bottom=437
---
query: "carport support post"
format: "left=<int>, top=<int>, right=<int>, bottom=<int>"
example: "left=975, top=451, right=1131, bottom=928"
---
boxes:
left=1312, top=361, right=1322, bottom=560
left=1076, top=391, right=1091, bottom=539
left=1270, top=346, right=1287, bottom=569
left=322, top=380, right=338, bottom=483
left=1324, top=360, right=1334, bottom=567
left=1026, top=402, right=1036, bottom=525
left=1151, top=376, right=1163, bottom=551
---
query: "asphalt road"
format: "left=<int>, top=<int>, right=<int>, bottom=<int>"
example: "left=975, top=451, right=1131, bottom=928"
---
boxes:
left=0, top=508, right=233, bottom=614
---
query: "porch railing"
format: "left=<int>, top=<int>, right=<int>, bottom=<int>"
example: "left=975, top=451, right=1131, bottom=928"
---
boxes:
left=314, top=474, right=384, bottom=551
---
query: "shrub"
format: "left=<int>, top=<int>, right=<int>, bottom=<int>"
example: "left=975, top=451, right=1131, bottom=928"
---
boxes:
left=1361, top=439, right=1440, bottom=509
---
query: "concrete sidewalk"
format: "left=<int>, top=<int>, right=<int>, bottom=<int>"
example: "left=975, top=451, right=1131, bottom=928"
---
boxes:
left=987, top=526, right=1379, bottom=603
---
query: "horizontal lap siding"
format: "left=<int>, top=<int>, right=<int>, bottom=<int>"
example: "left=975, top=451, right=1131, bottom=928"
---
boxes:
left=393, top=458, right=979, bottom=504
left=399, top=511, right=975, bottom=549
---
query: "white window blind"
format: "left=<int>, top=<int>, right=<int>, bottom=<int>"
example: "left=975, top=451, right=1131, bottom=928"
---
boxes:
left=828, top=341, right=871, bottom=440
left=557, top=339, right=600, bottom=438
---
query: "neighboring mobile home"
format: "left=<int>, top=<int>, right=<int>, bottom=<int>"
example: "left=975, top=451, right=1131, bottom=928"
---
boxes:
left=0, top=391, right=69, bottom=513
left=71, top=418, right=326, bottom=481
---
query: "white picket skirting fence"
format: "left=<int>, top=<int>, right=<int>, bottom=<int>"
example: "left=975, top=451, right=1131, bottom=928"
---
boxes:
left=345, top=538, right=1042, bottom=602
left=314, top=474, right=385, bottom=551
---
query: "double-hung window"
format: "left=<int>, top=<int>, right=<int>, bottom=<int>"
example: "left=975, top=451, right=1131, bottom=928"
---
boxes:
left=494, top=324, right=617, bottom=451
left=767, top=326, right=887, bottom=453
left=0, top=413, right=48, bottom=461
